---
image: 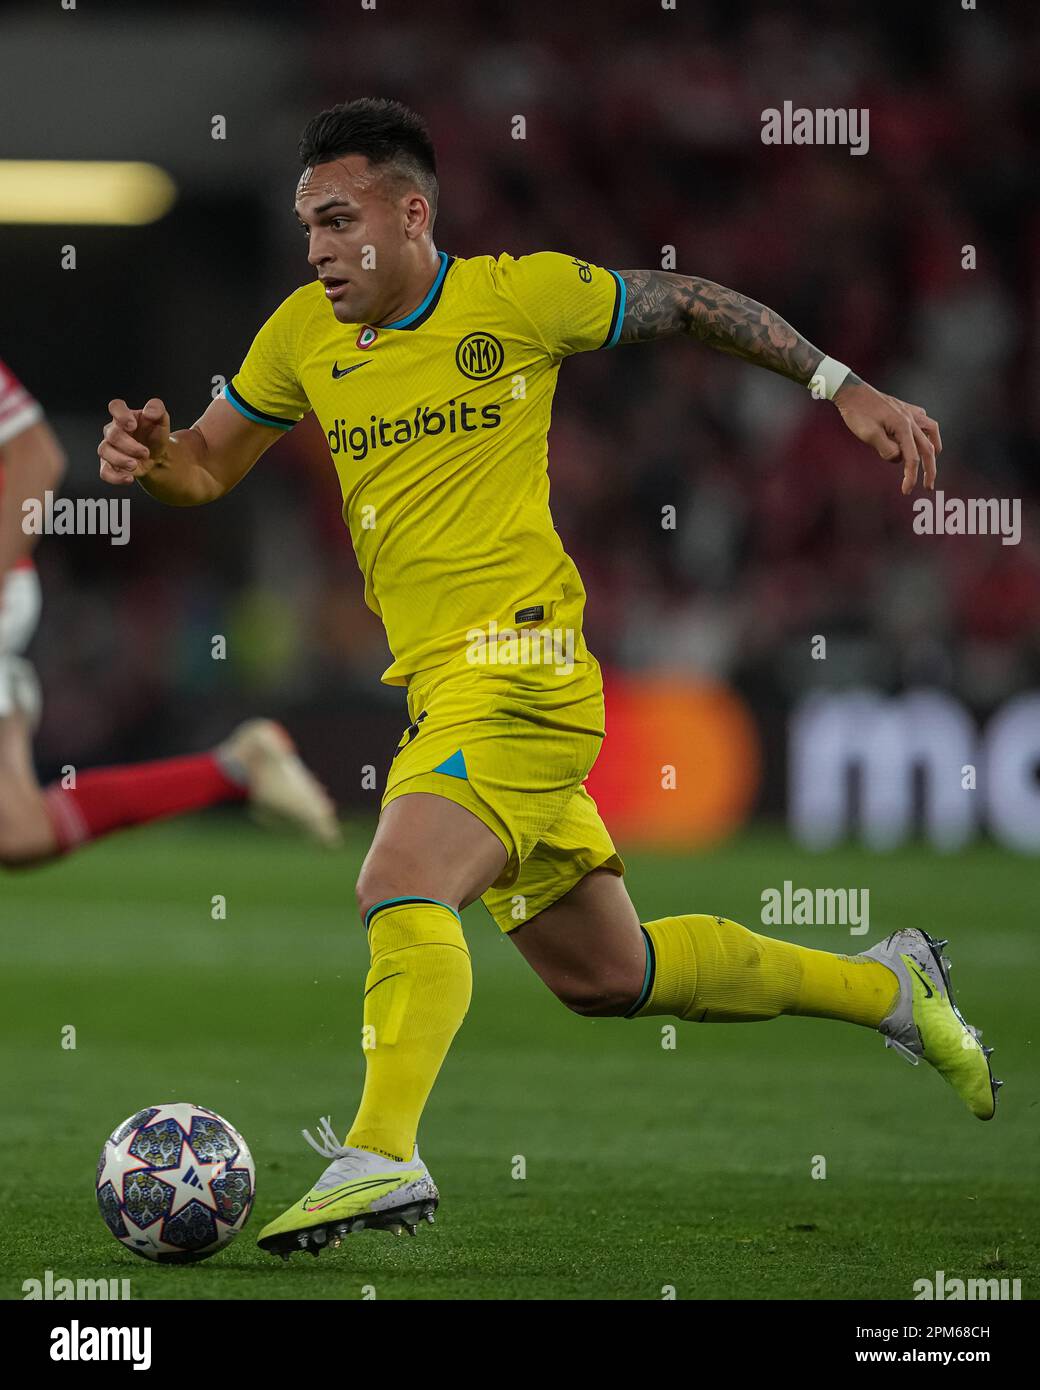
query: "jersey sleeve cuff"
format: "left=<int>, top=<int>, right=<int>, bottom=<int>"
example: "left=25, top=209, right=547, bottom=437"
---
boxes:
left=223, top=382, right=296, bottom=431
left=601, top=270, right=626, bottom=349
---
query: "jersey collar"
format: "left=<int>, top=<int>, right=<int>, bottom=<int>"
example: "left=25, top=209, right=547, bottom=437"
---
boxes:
left=381, top=251, right=453, bottom=331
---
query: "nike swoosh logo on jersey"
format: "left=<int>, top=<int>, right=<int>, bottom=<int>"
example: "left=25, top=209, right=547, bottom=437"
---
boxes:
left=331, top=361, right=372, bottom=379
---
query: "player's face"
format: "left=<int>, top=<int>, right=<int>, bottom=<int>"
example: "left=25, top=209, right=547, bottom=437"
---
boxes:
left=295, top=156, right=412, bottom=326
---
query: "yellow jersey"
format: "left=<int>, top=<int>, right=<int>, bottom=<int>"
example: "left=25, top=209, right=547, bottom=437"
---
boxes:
left=225, top=250, right=626, bottom=685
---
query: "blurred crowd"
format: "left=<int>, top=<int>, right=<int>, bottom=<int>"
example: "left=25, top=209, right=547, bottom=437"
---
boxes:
left=15, top=0, right=1039, bottom=785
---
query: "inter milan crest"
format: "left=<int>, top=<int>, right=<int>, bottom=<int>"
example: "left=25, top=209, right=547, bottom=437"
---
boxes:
left=356, top=325, right=378, bottom=350
left=455, top=331, right=504, bottom=380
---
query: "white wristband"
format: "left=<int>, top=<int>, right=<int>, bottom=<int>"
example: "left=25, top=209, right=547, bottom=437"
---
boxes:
left=808, top=356, right=852, bottom=401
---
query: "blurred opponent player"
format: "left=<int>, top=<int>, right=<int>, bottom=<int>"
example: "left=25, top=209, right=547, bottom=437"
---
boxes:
left=0, top=357, right=339, bottom=868
left=96, top=99, right=1000, bottom=1259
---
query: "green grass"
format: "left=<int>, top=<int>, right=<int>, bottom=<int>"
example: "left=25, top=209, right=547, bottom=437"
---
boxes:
left=1, top=821, right=1037, bottom=1300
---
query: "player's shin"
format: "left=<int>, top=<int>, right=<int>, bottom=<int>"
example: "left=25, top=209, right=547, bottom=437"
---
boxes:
left=625, top=914, right=898, bottom=1027
left=345, top=900, right=472, bottom=1162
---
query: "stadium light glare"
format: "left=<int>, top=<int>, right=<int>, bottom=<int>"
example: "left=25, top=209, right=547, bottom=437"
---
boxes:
left=0, top=160, right=177, bottom=225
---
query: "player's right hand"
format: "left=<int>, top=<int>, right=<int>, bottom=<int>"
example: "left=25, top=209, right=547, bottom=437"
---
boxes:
left=98, top=398, right=171, bottom=485
left=833, top=381, right=941, bottom=495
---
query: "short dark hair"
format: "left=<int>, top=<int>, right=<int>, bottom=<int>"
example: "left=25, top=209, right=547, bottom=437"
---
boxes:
left=298, top=98, right=438, bottom=222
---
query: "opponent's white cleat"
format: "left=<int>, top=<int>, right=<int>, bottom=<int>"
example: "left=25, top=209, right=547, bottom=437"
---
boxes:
left=257, top=1117, right=439, bottom=1258
left=218, top=719, right=341, bottom=847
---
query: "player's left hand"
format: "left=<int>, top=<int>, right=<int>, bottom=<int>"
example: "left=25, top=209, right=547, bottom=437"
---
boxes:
left=833, top=380, right=941, bottom=494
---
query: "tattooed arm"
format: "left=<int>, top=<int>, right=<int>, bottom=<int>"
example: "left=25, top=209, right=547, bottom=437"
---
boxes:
left=617, top=269, right=940, bottom=493
left=618, top=268, right=838, bottom=384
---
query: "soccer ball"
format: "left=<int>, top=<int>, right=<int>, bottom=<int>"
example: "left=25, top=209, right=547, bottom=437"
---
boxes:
left=95, top=1102, right=255, bottom=1263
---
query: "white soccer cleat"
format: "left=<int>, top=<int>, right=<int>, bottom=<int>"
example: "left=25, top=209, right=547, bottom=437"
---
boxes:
left=257, top=1117, right=439, bottom=1258
left=856, top=928, right=1001, bottom=1120
left=218, top=719, right=341, bottom=847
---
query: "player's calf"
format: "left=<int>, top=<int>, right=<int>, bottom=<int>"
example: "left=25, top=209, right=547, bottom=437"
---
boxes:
left=509, top=867, right=648, bottom=1017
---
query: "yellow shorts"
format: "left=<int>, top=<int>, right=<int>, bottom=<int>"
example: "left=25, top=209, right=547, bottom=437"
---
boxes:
left=382, top=650, right=624, bottom=932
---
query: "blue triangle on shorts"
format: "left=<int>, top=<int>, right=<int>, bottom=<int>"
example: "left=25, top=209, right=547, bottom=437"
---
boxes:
left=433, top=748, right=468, bottom=780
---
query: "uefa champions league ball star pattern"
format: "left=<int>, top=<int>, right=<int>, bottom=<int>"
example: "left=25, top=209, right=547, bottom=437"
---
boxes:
left=96, top=1103, right=255, bottom=1263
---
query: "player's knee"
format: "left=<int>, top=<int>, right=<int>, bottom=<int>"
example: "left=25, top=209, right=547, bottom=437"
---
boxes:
left=355, top=868, right=393, bottom=923
left=556, top=970, right=643, bottom=1018
left=355, top=856, right=461, bottom=925
left=355, top=821, right=424, bottom=917
left=355, top=870, right=417, bottom=925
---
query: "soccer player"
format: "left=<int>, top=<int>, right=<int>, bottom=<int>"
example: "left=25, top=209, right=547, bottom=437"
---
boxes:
left=96, top=99, right=999, bottom=1259
left=0, top=357, right=340, bottom=867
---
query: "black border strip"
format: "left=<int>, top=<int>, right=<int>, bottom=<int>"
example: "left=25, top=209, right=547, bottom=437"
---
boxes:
left=225, top=381, right=296, bottom=430
left=600, top=269, right=624, bottom=349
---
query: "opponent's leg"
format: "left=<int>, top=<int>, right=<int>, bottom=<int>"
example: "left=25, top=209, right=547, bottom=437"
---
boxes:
left=0, top=575, right=56, bottom=864
left=1, top=718, right=338, bottom=868
left=257, top=791, right=508, bottom=1257
left=510, top=870, right=998, bottom=1118
left=0, top=710, right=59, bottom=866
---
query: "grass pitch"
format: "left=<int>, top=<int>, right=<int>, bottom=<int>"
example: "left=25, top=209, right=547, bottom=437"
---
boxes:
left=1, top=821, right=1037, bottom=1300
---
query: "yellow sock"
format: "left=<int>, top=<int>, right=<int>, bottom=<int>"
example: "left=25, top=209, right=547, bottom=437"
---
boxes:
left=629, top=914, right=898, bottom=1028
left=345, top=899, right=472, bottom=1162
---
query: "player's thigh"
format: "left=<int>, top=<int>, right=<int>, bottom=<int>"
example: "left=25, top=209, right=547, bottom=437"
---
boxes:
left=356, top=791, right=509, bottom=919
left=508, top=867, right=646, bottom=1016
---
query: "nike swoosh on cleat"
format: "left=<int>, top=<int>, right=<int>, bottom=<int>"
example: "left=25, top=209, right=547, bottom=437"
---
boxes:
left=301, top=1177, right=403, bottom=1212
left=908, top=963, right=934, bottom=999
left=331, top=361, right=372, bottom=379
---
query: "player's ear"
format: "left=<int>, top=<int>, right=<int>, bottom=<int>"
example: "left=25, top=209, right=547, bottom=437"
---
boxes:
left=403, top=193, right=430, bottom=239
